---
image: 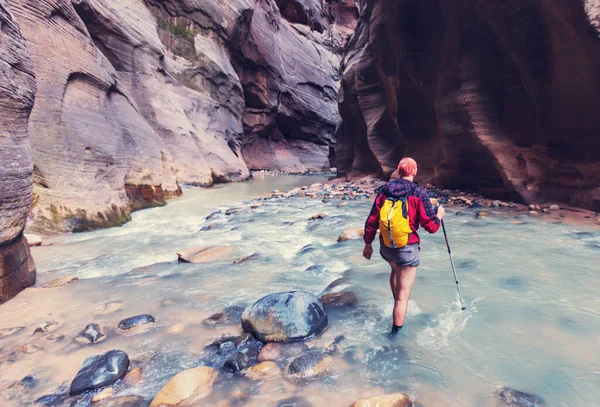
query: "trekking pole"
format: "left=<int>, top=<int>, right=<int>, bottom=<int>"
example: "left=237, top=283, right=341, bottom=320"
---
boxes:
left=441, top=220, right=467, bottom=311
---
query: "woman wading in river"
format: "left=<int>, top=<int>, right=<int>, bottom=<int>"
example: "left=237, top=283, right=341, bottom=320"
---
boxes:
left=362, top=157, right=446, bottom=335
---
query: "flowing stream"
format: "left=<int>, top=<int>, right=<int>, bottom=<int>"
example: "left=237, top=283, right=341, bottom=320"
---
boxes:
left=1, top=176, right=599, bottom=407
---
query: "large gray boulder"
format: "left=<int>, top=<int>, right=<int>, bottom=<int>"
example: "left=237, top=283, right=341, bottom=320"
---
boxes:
left=242, top=291, right=328, bottom=342
left=0, top=0, right=36, bottom=303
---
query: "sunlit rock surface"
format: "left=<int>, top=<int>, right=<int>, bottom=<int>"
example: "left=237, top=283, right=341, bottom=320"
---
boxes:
left=337, top=0, right=600, bottom=210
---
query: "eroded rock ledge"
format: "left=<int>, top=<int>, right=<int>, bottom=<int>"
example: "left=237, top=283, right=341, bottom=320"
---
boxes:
left=337, top=0, right=600, bottom=211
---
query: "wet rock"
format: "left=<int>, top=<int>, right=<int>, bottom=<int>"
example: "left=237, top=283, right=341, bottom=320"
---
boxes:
left=205, top=211, right=221, bottom=221
left=34, top=321, right=61, bottom=335
left=241, top=291, right=328, bottom=342
left=276, top=396, right=313, bottom=407
left=337, top=202, right=349, bottom=208
left=337, top=228, right=365, bottom=242
left=0, top=326, right=25, bottom=339
left=549, top=205, right=560, bottom=211
left=476, top=211, right=489, bottom=219
left=18, top=375, right=38, bottom=389
left=95, top=396, right=148, bottom=407
left=92, top=387, right=114, bottom=403
left=325, top=335, right=346, bottom=354
left=250, top=202, right=265, bottom=209
left=494, top=388, right=546, bottom=406
left=321, top=277, right=352, bottom=295
left=25, top=234, right=43, bottom=247
left=118, top=315, right=155, bottom=330
left=149, top=366, right=216, bottom=407
left=75, top=323, right=105, bottom=344
left=257, top=342, right=307, bottom=364
left=202, top=306, right=245, bottom=328
left=42, top=276, right=78, bottom=288
left=320, top=292, right=358, bottom=309
left=528, top=204, right=541, bottom=211
left=70, top=350, right=129, bottom=395
left=123, top=367, right=143, bottom=386
left=177, top=246, right=236, bottom=264
left=225, top=207, right=246, bottom=216
left=233, top=253, right=260, bottom=264
left=528, top=211, right=540, bottom=216
left=286, top=352, right=332, bottom=381
left=34, top=394, right=71, bottom=406
left=244, top=361, right=281, bottom=381
left=350, top=394, right=412, bottom=407
left=309, top=213, right=327, bottom=220
left=224, top=352, right=251, bottom=373
left=200, top=223, right=219, bottom=231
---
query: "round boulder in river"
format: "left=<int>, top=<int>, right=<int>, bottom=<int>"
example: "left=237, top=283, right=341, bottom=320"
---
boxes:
left=118, top=315, right=155, bottom=330
left=241, top=291, right=327, bottom=342
left=70, top=350, right=129, bottom=395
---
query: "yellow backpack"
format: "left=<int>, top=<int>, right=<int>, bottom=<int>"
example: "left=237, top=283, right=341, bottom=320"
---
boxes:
left=379, top=196, right=412, bottom=248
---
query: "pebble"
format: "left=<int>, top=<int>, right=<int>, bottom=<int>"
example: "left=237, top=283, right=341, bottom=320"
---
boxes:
left=75, top=323, right=105, bottom=344
left=309, top=212, right=327, bottom=220
left=118, top=315, right=155, bottom=330
left=244, top=361, right=281, bottom=381
left=92, top=387, right=114, bottom=403
left=286, top=352, right=332, bottom=381
left=33, top=321, right=60, bottom=335
left=149, top=366, right=217, bottom=407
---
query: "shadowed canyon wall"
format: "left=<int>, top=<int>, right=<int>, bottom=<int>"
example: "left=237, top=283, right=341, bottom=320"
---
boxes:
left=337, top=0, right=600, bottom=210
left=0, top=0, right=36, bottom=303
left=5, top=0, right=356, bottom=234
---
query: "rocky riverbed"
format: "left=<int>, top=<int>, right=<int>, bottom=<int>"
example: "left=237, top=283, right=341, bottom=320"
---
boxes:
left=1, top=176, right=598, bottom=407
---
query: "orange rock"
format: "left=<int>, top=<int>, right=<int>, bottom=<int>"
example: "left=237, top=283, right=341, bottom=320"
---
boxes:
left=350, top=394, right=412, bottom=407
left=149, top=366, right=217, bottom=407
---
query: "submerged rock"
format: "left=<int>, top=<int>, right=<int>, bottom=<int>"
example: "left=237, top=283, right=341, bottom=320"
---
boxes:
left=96, top=396, right=148, bottom=407
left=70, top=350, right=129, bottom=395
left=202, top=306, right=245, bottom=328
left=241, top=291, right=328, bottom=342
left=337, top=228, right=364, bottom=242
left=33, top=321, right=60, bottom=335
left=149, top=366, right=216, bottom=407
left=350, top=394, right=412, bottom=407
left=276, top=396, right=313, bottom=407
left=320, top=292, right=359, bottom=309
left=286, top=351, right=332, bottom=381
left=0, top=326, right=25, bottom=339
left=494, top=387, right=546, bottom=406
left=177, top=246, right=236, bottom=263
left=309, top=212, right=327, bottom=220
left=75, top=323, right=105, bottom=344
left=244, top=361, right=281, bottom=381
left=91, top=387, right=114, bottom=403
left=233, top=253, right=260, bottom=264
left=34, top=394, right=71, bottom=406
left=118, top=315, right=155, bottom=330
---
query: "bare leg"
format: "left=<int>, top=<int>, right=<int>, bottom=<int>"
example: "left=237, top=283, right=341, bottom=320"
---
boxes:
left=389, top=264, right=398, bottom=300
left=391, top=264, right=418, bottom=327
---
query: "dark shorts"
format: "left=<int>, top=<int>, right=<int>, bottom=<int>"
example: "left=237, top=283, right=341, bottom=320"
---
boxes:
left=380, top=243, right=420, bottom=267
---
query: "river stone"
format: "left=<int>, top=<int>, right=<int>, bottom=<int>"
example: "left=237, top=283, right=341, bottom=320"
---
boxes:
left=149, top=366, right=216, bottom=407
left=34, top=321, right=60, bottom=335
left=118, top=315, right=155, bottom=330
left=337, top=228, right=365, bottom=242
left=123, top=367, right=143, bottom=386
left=286, top=351, right=332, bottom=380
left=75, top=323, right=105, bottom=344
left=350, top=394, right=412, bottom=407
left=70, top=350, right=130, bottom=395
left=91, top=387, right=114, bottom=403
left=244, top=361, right=281, bottom=381
left=241, top=291, right=328, bottom=342
left=25, top=234, right=43, bottom=247
left=202, top=306, right=245, bottom=328
left=309, top=212, right=326, bottom=220
left=549, top=204, right=560, bottom=211
left=320, top=292, right=359, bottom=309
left=494, top=387, right=546, bottom=406
left=176, top=246, right=236, bottom=264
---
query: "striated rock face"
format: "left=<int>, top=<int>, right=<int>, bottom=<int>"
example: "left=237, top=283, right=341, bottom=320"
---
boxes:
left=337, top=0, right=600, bottom=210
left=0, top=0, right=36, bottom=303
left=4, top=0, right=356, bottom=233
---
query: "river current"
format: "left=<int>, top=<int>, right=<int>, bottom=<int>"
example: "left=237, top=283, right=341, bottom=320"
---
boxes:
left=1, top=176, right=599, bottom=406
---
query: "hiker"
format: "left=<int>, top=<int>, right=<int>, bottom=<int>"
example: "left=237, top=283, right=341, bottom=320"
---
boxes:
left=362, top=157, right=446, bottom=335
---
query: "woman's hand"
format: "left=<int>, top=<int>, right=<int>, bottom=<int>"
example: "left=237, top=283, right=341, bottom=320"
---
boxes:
left=363, top=243, right=373, bottom=260
left=436, top=205, right=446, bottom=220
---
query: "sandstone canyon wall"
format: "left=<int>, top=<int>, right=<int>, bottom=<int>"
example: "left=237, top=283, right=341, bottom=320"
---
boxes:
left=0, top=0, right=36, bottom=303
left=337, top=0, right=600, bottom=210
left=4, top=0, right=356, bottom=234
